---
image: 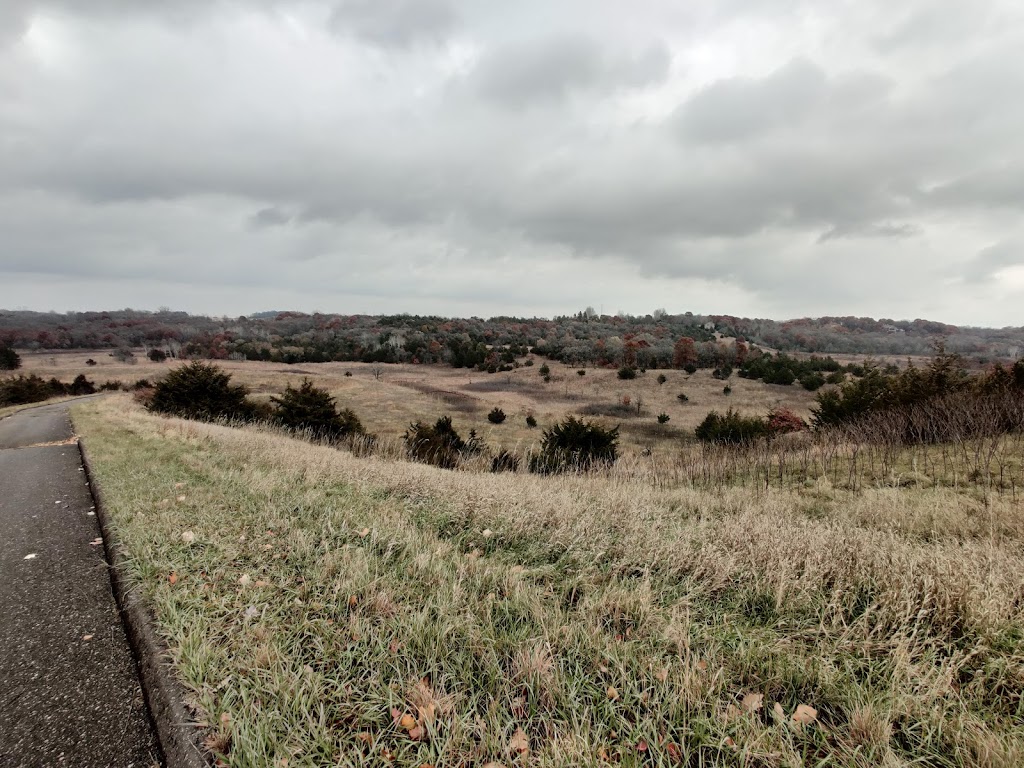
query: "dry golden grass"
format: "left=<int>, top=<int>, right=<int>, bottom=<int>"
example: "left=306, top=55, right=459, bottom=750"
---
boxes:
left=22, top=349, right=817, bottom=456
left=73, top=395, right=1024, bottom=767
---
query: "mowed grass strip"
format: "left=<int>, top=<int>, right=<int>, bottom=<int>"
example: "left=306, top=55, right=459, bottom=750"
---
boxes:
left=73, top=396, right=1024, bottom=767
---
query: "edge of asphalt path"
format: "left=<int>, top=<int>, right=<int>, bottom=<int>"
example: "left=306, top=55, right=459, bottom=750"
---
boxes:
left=77, top=433, right=210, bottom=768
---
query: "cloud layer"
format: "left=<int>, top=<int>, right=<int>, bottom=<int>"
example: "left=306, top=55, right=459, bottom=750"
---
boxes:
left=1, top=0, right=1023, bottom=324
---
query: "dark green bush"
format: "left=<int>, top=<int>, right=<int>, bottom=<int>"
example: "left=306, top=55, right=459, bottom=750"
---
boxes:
left=577, top=369, right=586, bottom=377
left=538, top=363, right=550, bottom=376
left=712, top=365, right=732, bottom=380
left=617, top=366, right=637, bottom=380
left=0, top=374, right=66, bottom=407
left=800, top=372, right=826, bottom=391
left=148, top=362, right=254, bottom=421
left=529, top=416, right=619, bottom=474
left=69, top=374, right=96, bottom=395
left=272, top=378, right=364, bottom=441
left=147, top=349, right=167, bottom=362
left=695, top=408, right=769, bottom=444
left=99, top=380, right=123, bottom=392
left=657, top=374, right=667, bottom=385
left=677, top=393, right=689, bottom=403
left=525, top=414, right=537, bottom=428
left=723, top=385, right=732, bottom=395
left=404, top=416, right=479, bottom=469
left=487, top=407, right=507, bottom=424
left=0, top=346, right=21, bottom=371
left=657, top=413, right=670, bottom=424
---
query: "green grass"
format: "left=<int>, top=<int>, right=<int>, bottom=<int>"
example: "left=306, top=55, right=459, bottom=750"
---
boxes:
left=73, top=397, right=1024, bottom=767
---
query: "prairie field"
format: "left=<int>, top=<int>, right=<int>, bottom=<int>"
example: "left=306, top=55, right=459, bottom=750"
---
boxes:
left=21, top=349, right=817, bottom=457
left=72, top=395, right=1024, bottom=767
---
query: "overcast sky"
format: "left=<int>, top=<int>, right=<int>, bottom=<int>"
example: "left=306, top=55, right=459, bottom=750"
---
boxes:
left=1, top=1, right=1023, bottom=325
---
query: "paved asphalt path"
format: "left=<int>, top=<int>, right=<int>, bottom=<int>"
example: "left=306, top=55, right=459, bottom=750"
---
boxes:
left=0, top=401, right=160, bottom=767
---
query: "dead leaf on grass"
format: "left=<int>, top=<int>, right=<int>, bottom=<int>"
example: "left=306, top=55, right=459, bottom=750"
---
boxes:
left=793, top=704, right=818, bottom=725
left=741, top=692, right=764, bottom=712
left=509, top=727, right=529, bottom=755
left=168, top=572, right=178, bottom=585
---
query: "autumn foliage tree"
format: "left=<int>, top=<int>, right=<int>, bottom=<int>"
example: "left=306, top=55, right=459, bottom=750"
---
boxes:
left=672, top=337, right=697, bottom=369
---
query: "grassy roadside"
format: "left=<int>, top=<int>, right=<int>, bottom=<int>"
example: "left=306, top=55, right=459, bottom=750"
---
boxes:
left=73, top=395, right=1024, bottom=767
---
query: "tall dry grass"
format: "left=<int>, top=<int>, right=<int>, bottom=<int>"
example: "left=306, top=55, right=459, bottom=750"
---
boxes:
left=73, top=395, right=1024, bottom=766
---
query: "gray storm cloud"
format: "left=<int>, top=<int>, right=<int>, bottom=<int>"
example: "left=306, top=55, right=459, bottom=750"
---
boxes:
left=0, top=0, right=1023, bottom=323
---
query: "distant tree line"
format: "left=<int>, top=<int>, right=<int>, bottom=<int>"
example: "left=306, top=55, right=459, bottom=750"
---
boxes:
left=3, top=309, right=1022, bottom=366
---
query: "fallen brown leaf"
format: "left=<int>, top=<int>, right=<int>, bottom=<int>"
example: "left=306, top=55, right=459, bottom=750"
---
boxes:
left=741, top=692, right=764, bottom=713
left=793, top=703, right=818, bottom=725
left=509, top=727, right=529, bottom=755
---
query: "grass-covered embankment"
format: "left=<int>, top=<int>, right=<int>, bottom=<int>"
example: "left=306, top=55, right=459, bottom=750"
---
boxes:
left=73, top=395, right=1024, bottom=767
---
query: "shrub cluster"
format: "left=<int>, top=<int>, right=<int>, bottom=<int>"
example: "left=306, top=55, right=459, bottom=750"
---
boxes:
left=0, top=373, right=101, bottom=407
left=811, top=352, right=1024, bottom=443
left=487, top=407, right=506, bottom=424
left=695, top=409, right=770, bottom=445
left=740, top=353, right=846, bottom=387
left=0, top=375, right=66, bottom=407
left=617, top=366, right=637, bottom=380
